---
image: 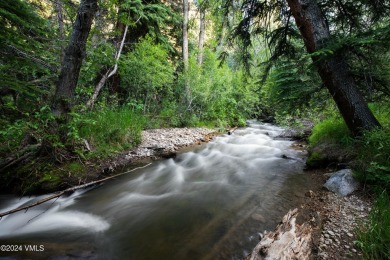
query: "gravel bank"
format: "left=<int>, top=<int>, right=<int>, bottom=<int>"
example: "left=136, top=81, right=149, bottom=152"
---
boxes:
left=316, top=192, right=371, bottom=259
left=125, top=127, right=217, bottom=160
left=96, top=127, right=218, bottom=175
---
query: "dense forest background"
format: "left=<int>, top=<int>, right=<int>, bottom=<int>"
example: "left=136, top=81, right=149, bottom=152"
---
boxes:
left=0, top=0, right=389, bottom=257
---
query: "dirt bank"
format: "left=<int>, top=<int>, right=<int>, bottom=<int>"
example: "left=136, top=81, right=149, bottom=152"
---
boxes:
left=303, top=169, right=372, bottom=259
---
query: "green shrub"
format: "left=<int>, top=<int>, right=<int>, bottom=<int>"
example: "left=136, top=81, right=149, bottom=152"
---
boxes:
left=0, top=119, right=28, bottom=154
left=119, top=36, right=175, bottom=114
left=356, top=191, right=390, bottom=259
left=355, top=128, right=390, bottom=191
left=178, top=50, right=258, bottom=127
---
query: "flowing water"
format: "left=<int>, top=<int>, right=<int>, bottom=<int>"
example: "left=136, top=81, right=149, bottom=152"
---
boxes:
left=0, top=122, right=312, bottom=259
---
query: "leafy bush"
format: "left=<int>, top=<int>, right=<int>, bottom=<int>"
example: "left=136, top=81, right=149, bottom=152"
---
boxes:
left=0, top=105, right=57, bottom=155
left=0, top=119, right=29, bottom=154
left=178, top=50, right=258, bottom=127
left=119, top=36, right=175, bottom=114
left=78, top=41, right=116, bottom=95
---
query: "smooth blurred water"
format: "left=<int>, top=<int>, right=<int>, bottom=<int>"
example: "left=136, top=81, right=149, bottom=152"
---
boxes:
left=0, top=122, right=311, bottom=259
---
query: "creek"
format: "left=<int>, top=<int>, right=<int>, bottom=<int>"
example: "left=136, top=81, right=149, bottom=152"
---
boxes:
left=0, top=121, right=312, bottom=259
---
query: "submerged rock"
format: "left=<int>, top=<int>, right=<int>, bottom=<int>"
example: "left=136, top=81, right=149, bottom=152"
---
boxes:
left=323, top=169, right=359, bottom=196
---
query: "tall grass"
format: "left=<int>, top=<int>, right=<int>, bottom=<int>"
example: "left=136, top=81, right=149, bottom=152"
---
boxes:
left=356, top=191, right=390, bottom=259
left=353, top=102, right=390, bottom=192
left=78, top=107, right=146, bottom=158
left=308, top=116, right=352, bottom=147
left=352, top=129, right=390, bottom=205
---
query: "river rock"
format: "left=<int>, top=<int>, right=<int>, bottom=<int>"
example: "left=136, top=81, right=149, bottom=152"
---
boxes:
left=323, top=169, right=359, bottom=196
left=251, top=213, right=265, bottom=222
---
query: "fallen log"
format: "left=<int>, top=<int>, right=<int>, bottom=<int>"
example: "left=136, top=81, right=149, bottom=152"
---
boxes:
left=247, top=208, right=312, bottom=260
left=0, top=163, right=152, bottom=219
left=228, top=126, right=238, bottom=135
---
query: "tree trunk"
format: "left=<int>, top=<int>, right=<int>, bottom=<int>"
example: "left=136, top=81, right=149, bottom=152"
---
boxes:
left=55, top=0, right=65, bottom=64
left=197, top=8, right=206, bottom=65
left=52, top=0, right=98, bottom=118
left=286, top=0, right=381, bottom=135
left=182, top=0, right=191, bottom=108
left=183, top=0, right=189, bottom=72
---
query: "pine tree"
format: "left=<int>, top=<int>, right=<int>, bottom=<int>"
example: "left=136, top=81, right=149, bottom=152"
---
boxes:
left=229, top=0, right=389, bottom=135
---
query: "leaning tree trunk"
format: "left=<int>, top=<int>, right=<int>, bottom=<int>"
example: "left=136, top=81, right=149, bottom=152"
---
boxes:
left=52, top=0, right=98, bottom=118
left=286, top=0, right=381, bottom=135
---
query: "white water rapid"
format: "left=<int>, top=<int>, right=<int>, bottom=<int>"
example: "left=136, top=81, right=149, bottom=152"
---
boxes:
left=0, top=121, right=311, bottom=259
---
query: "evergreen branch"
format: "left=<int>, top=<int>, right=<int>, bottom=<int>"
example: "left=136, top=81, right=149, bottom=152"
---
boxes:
left=7, top=45, right=58, bottom=73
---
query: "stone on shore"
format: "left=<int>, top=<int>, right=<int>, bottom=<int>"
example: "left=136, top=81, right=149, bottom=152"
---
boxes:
left=323, top=169, right=359, bottom=196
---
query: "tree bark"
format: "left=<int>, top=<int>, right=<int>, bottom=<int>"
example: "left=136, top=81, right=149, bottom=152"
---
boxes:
left=52, top=0, right=98, bottom=118
left=197, top=8, right=206, bottom=65
left=55, top=0, right=65, bottom=64
left=286, top=0, right=381, bottom=135
left=182, top=0, right=191, bottom=108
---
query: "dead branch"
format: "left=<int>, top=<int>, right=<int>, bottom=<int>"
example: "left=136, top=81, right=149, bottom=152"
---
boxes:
left=7, top=45, right=58, bottom=73
left=228, top=126, right=238, bottom=135
left=247, top=208, right=312, bottom=260
left=86, top=24, right=129, bottom=109
left=0, top=163, right=152, bottom=219
left=0, top=144, right=41, bottom=172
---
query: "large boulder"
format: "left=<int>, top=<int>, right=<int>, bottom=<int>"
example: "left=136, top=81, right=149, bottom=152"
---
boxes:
left=323, top=169, right=360, bottom=196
